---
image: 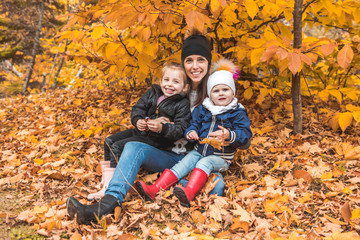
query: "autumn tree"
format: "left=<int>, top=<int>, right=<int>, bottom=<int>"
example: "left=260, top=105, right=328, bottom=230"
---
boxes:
left=0, top=0, right=78, bottom=95
left=55, top=0, right=360, bottom=132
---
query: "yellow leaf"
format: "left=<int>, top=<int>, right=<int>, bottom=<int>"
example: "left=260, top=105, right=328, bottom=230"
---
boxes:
left=329, top=89, right=342, bottom=103
left=257, top=125, right=274, bottom=136
left=34, top=159, right=43, bottom=165
left=243, top=87, right=253, bottom=100
left=90, top=26, right=105, bottom=39
left=244, top=0, right=259, bottom=19
left=343, top=187, right=352, bottom=194
left=269, top=160, right=280, bottom=171
left=338, top=112, right=353, bottom=132
left=251, top=48, right=265, bottom=66
left=337, top=44, right=354, bottom=69
left=299, top=193, right=312, bottom=204
left=321, top=171, right=332, bottom=180
left=351, top=111, right=360, bottom=123
left=351, top=208, right=360, bottom=220
left=264, top=195, right=288, bottom=213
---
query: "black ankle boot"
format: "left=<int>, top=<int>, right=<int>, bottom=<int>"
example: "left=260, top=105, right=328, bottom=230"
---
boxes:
left=67, top=194, right=120, bottom=225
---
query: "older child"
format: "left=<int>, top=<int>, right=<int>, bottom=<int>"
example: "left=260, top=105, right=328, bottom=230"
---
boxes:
left=87, top=61, right=191, bottom=200
left=135, top=59, right=252, bottom=207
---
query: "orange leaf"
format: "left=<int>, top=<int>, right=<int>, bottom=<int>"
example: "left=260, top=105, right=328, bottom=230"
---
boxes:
left=199, top=138, right=229, bottom=150
left=321, top=42, right=336, bottom=56
left=185, top=11, right=205, bottom=33
left=337, top=44, right=354, bottom=69
left=70, top=231, right=82, bottom=240
left=231, top=217, right=250, bottom=233
left=287, top=52, right=301, bottom=75
left=276, top=47, right=288, bottom=61
left=191, top=210, right=205, bottom=224
left=260, top=45, right=278, bottom=62
left=340, top=202, right=351, bottom=223
left=292, top=170, right=312, bottom=185
left=300, top=53, right=313, bottom=66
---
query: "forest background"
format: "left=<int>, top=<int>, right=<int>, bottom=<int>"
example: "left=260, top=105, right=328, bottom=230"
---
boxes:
left=1, top=0, right=360, bottom=239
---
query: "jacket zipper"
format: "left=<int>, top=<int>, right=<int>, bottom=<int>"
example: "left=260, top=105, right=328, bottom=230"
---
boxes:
left=148, top=86, right=180, bottom=135
left=203, top=115, right=216, bottom=156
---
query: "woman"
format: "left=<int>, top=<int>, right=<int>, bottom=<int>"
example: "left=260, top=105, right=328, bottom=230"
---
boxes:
left=67, top=31, right=227, bottom=225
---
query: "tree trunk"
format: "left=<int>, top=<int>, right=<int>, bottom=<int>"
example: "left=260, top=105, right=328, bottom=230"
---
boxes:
left=52, top=40, right=69, bottom=90
left=22, top=0, right=44, bottom=95
left=45, top=41, right=63, bottom=91
left=292, top=0, right=303, bottom=133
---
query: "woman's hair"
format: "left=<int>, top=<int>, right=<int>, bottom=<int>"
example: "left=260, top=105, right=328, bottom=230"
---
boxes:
left=161, top=61, right=187, bottom=86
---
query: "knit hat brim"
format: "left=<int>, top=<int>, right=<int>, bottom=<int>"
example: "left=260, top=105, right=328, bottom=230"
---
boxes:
left=207, top=70, right=236, bottom=96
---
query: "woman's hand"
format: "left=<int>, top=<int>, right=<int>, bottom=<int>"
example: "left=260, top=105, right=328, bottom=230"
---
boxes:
left=208, top=126, right=230, bottom=143
left=147, top=119, right=163, bottom=133
left=187, top=131, right=199, bottom=140
left=136, top=119, right=148, bottom=131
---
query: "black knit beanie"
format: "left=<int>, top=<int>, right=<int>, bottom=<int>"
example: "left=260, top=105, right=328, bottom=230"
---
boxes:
left=181, top=35, right=212, bottom=65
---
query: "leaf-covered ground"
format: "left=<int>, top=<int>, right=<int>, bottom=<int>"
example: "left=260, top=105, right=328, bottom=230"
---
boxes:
left=1, top=87, right=360, bottom=239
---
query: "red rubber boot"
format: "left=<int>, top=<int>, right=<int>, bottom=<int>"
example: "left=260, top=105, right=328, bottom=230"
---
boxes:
left=135, top=169, right=178, bottom=201
left=173, top=168, right=208, bottom=207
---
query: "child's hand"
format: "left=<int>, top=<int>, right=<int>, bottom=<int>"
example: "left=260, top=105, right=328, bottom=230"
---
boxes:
left=187, top=131, right=199, bottom=140
left=137, top=119, right=148, bottom=131
left=156, top=116, right=171, bottom=124
left=147, top=119, right=162, bottom=133
left=208, top=126, right=229, bottom=142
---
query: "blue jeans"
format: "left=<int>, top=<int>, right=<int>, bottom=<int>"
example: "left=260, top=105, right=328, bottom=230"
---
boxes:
left=105, top=142, right=224, bottom=203
left=171, top=150, right=229, bottom=178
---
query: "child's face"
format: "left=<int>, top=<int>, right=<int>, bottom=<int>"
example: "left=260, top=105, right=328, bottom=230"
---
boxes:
left=160, top=69, right=186, bottom=98
left=210, top=84, right=234, bottom=106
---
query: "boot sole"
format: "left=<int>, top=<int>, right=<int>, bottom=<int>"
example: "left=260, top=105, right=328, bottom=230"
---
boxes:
left=135, top=182, right=154, bottom=202
left=173, top=187, right=191, bottom=207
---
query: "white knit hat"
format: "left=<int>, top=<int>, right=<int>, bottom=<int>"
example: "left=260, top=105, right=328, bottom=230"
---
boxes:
left=207, top=70, right=236, bottom=96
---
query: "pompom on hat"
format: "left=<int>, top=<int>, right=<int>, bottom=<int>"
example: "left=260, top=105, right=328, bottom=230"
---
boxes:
left=207, top=59, right=239, bottom=96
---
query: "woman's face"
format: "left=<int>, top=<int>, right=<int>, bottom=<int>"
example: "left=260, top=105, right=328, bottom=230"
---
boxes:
left=183, top=55, right=209, bottom=89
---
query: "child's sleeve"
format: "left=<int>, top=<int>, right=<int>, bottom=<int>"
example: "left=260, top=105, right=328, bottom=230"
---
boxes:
left=130, top=88, right=154, bottom=127
left=184, top=106, right=202, bottom=139
left=226, top=109, right=252, bottom=148
left=160, top=99, right=191, bottom=140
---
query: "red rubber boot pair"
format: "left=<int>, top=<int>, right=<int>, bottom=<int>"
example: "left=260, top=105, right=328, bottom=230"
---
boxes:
left=135, top=168, right=178, bottom=201
left=173, top=168, right=208, bottom=207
